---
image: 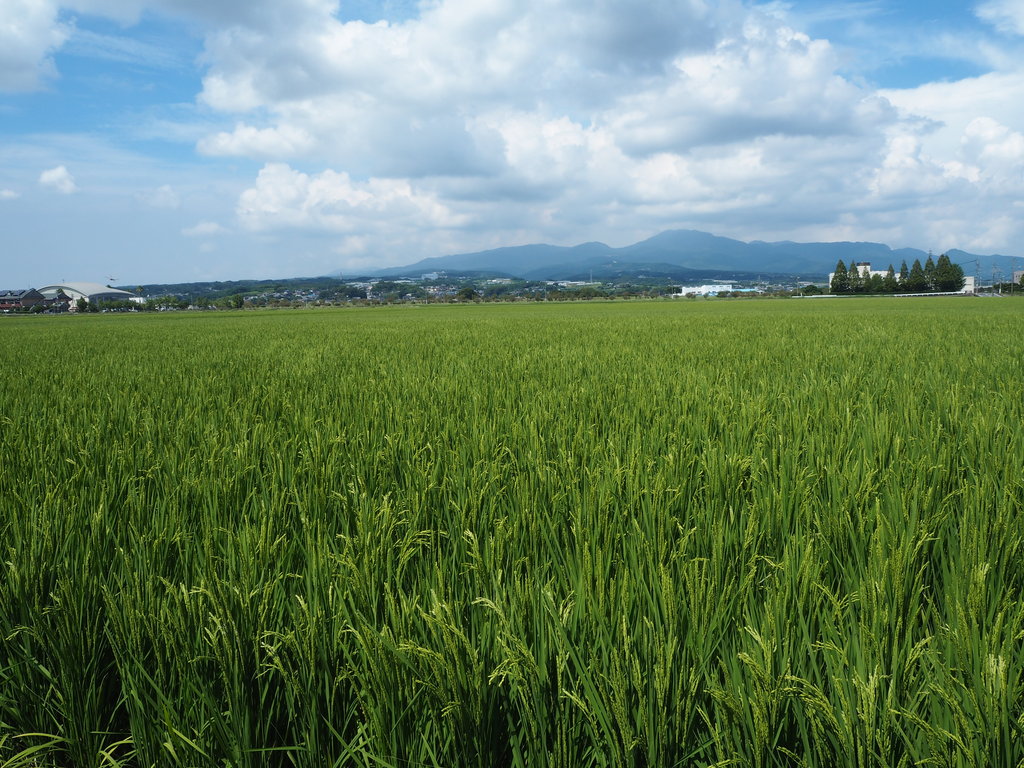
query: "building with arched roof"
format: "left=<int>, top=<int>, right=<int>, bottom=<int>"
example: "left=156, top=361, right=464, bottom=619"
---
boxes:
left=38, top=282, right=137, bottom=306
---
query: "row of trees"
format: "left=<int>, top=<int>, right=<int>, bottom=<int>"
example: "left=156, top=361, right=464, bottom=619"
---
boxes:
left=830, top=254, right=965, bottom=294
left=67, top=295, right=248, bottom=312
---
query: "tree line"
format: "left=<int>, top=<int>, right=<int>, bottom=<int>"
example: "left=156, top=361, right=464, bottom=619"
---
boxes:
left=830, top=254, right=965, bottom=294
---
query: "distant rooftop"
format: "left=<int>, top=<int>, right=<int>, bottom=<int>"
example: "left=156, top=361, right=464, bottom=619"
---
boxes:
left=39, top=282, right=136, bottom=298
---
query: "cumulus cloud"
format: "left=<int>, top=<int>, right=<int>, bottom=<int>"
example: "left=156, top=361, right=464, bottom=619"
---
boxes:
left=190, top=0, right=869, bottom=172
left=0, top=189, right=20, bottom=199
left=237, top=162, right=467, bottom=233
left=961, top=116, right=1024, bottom=164
left=957, top=117, right=1024, bottom=194
left=868, top=132, right=953, bottom=199
left=193, top=0, right=719, bottom=116
left=607, top=19, right=894, bottom=156
left=880, top=72, right=1024, bottom=145
left=39, top=165, right=77, bottom=193
left=875, top=68, right=1024, bottom=239
left=0, top=0, right=70, bottom=91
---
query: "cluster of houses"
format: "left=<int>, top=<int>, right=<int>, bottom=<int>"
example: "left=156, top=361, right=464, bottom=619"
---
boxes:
left=0, top=288, right=71, bottom=312
left=0, top=282, right=138, bottom=313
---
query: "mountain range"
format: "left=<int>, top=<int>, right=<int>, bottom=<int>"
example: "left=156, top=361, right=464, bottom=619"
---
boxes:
left=356, top=230, right=1017, bottom=282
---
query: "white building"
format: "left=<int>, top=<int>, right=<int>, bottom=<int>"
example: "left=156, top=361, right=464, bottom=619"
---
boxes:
left=39, top=282, right=137, bottom=307
left=673, top=283, right=735, bottom=296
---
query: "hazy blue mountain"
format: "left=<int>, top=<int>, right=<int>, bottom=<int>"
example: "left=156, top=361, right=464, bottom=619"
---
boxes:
left=946, top=249, right=1021, bottom=281
left=356, top=230, right=1014, bottom=280
left=521, top=259, right=771, bottom=282
left=371, top=241, right=615, bottom=278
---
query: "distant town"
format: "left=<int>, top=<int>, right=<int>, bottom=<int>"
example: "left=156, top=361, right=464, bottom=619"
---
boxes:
left=4, top=268, right=1024, bottom=314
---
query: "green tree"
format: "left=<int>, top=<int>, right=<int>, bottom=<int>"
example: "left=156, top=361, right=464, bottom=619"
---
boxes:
left=898, top=260, right=909, bottom=290
left=455, top=285, right=480, bottom=301
left=907, top=259, right=928, bottom=292
left=924, top=255, right=937, bottom=290
left=848, top=262, right=863, bottom=293
left=883, top=264, right=898, bottom=293
left=830, top=260, right=850, bottom=294
left=933, top=253, right=965, bottom=292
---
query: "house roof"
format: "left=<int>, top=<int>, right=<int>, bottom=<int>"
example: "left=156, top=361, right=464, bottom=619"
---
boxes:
left=0, top=289, right=41, bottom=299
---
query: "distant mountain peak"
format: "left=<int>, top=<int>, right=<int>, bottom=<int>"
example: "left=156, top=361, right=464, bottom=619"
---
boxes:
left=357, top=230, right=1012, bottom=281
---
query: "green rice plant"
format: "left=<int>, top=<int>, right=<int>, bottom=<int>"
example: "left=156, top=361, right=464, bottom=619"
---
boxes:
left=1, top=299, right=1023, bottom=767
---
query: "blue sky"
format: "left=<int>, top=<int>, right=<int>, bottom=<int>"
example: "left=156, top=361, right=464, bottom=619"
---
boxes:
left=3, top=0, right=1024, bottom=286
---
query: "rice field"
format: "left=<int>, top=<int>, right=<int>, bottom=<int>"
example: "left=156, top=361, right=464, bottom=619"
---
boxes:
left=1, top=298, right=1023, bottom=767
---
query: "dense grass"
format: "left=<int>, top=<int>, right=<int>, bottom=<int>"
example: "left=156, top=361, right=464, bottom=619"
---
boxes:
left=1, top=298, right=1023, bottom=767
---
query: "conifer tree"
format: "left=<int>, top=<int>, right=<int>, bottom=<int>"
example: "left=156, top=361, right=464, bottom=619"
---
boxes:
left=933, top=253, right=965, bottom=291
left=898, top=260, right=909, bottom=290
left=907, top=259, right=928, bottom=292
left=883, top=264, right=898, bottom=293
left=830, top=260, right=849, bottom=294
left=924, top=255, right=937, bottom=290
left=848, top=262, right=863, bottom=293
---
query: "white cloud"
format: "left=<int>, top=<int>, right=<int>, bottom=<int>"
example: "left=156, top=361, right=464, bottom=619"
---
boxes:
left=607, top=17, right=894, bottom=156
left=958, top=117, right=1024, bottom=192
left=868, top=132, right=953, bottom=199
left=183, top=0, right=909, bottom=250
left=0, top=189, right=19, bottom=199
left=237, top=162, right=467, bottom=233
left=0, top=0, right=70, bottom=91
left=186, top=1, right=751, bottom=170
left=39, top=165, right=77, bottom=193
left=976, top=0, right=1024, bottom=35
left=872, top=69, right=1024, bottom=240
left=880, top=71, right=1024, bottom=148
left=182, top=220, right=228, bottom=236
left=197, top=123, right=315, bottom=157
